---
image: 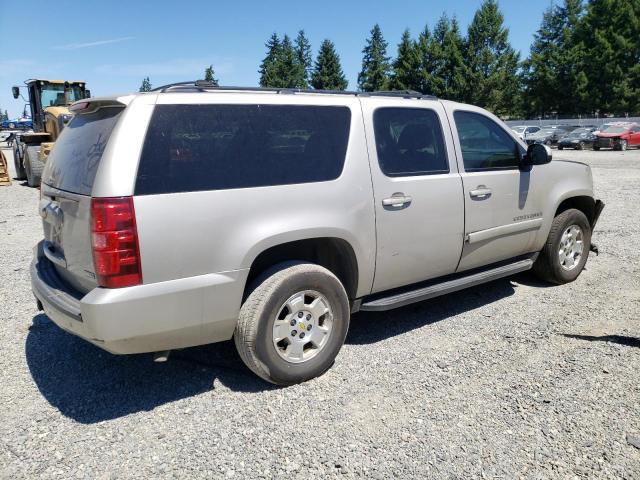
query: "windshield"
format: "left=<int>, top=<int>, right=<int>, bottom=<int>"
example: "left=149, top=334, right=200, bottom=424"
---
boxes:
left=512, top=127, right=526, bottom=133
left=602, top=125, right=631, bottom=134
left=537, top=129, right=555, bottom=135
left=40, top=84, right=84, bottom=108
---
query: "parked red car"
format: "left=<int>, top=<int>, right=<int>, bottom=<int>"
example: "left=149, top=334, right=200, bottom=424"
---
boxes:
left=593, top=123, right=640, bottom=151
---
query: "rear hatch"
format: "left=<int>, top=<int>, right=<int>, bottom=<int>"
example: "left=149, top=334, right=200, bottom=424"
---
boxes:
left=40, top=102, right=125, bottom=293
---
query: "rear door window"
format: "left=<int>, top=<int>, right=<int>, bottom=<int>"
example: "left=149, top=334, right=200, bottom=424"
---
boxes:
left=373, top=107, right=449, bottom=176
left=43, top=106, right=123, bottom=195
left=135, top=104, right=351, bottom=195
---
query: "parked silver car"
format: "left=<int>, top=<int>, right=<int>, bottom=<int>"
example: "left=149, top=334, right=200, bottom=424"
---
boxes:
left=31, top=83, right=604, bottom=385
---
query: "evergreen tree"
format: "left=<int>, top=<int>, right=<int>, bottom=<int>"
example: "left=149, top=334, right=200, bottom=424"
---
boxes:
left=139, top=77, right=152, bottom=92
left=390, top=29, right=422, bottom=91
left=414, top=25, right=437, bottom=95
left=522, top=0, right=585, bottom=116
left=464, top=0, right=521, bottom=116
left=275, top=34, right=303, bottom=88
left=311, top=39, right=348, bottom=90
left=358, top=24, right=391, bottom=91
left=3, top=110, right=7, bottom=121
left=575, top=0, right=640, bottom=114
left=259, top=33, right=282, bottom=87
left=204, top=65, right=219, bottom=86
left=439, top=17, right=468, bottom=101
left=295, top=30, right=313, bottom=88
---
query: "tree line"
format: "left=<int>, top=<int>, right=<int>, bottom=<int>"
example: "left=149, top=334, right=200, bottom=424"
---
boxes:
left=138, top=0, right=640, bottom=118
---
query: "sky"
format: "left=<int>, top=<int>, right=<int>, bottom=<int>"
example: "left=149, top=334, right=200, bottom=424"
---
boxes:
left=0, top=0, right=552, bottom=118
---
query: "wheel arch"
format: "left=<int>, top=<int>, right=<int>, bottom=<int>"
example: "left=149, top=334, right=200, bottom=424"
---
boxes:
left=555, top=195, right=597, bottom=227
left=243, top=237, right=360, bottom=302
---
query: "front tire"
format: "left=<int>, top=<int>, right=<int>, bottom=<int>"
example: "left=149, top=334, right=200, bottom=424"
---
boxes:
left=25, top=146, right=44, bottom=187
left=235, top=262, right=350, bottom=385
left=533, top=209, right=591, bottom=284
left=620, top=140, right=628, bottom=151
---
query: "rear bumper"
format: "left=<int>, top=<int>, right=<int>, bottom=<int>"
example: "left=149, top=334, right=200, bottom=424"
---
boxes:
left=31, top=241, right=247, bottom=354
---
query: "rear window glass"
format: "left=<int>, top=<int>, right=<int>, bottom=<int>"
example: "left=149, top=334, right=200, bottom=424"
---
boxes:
left=43, top=107, right=123, bottom=195
left=135, top=104, right=351, bottom=195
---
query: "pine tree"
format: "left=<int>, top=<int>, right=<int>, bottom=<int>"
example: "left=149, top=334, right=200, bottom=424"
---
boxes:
left=204, top=65, right=219, bottom=86
left=439, top=17, right=468, bottom=101
left=295, top=30, right=313, bottom=88
left=390, top=29, right=422, bottom=91
left=414, top=25, right=439, bottom=95
left=139, top=77, right=152, bottom=92
left=358, top=24, right=391, bottom=91
left=3, top=110, right=7, bottom=121
left=311, top=39, right=348, bottom=90
left=275, top=34, right=303, bottom=88
left=464, top=0, right=521, bottom=116
left=259, top=33, right=282, bottom=87
left=575, top=0, right=640, bottom=114
left=522, top=0, right=585, bottom=116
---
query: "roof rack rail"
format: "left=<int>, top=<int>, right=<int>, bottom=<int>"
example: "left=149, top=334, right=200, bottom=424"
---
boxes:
left=150, top=81, right=438, bottom=100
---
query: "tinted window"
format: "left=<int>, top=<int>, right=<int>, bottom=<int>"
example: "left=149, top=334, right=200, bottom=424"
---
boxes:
left=135, top=104, right=351, bottom=194
left=454, top=111, right=521, bottom=171
left=373, top=108, right=448, bottom=176
left=43, top=106, right=123, bottom=195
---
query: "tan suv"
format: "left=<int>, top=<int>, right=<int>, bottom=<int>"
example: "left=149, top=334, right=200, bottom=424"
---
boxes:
left=31, top=82, right=604, bottom=385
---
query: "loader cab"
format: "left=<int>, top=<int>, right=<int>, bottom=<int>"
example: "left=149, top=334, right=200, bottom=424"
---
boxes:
left=15, top=79, right=89, bottom=134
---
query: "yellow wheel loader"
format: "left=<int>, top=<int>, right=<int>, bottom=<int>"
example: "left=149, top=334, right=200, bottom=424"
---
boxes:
left=5, top=79, right=90, bottom=187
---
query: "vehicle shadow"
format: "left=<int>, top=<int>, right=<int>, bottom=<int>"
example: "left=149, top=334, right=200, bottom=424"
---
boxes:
left=561, top=333, right=640, bottom=349
left=26, top=278, right=517, bottom=424
left=347, top=278, right=516, bottom=345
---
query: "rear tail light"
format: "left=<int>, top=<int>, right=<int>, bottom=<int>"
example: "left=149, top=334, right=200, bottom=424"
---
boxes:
left=90, top=197, right=142, bottom=288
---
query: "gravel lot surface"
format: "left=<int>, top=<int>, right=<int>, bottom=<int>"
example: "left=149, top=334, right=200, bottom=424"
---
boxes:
left=1, top=145, right=639, bottom=479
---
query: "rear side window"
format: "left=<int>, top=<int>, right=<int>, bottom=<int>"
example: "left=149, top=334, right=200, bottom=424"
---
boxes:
left=44, top=107, right=123, bottom=195
left=454, top=111, right=522, bottom=171
left=135, top=104, right=351, bottom=195
left=373, top=107, right=448, bottom=176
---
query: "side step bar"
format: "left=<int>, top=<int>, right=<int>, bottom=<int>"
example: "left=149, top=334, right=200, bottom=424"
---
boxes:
left=360, top=256, right=536, bottom=312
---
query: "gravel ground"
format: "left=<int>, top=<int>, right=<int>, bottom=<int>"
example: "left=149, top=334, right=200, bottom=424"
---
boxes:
left=0, top=145, right=639, bottom=479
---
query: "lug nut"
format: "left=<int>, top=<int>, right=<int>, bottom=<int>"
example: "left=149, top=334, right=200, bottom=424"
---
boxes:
left=290, top=319, right=296, bottom=326
left=298, top=312, right=304, bottom=318
left=306, top=314, right=311, bottom=320
left=291, top=330, right=297, bottom=336
left=307, top=324, right=312, bottom=330
left=299, top=332, right=305, bottom=339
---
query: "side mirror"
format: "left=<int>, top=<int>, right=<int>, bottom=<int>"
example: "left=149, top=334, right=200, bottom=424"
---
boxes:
left=521, top=143, right=552, bottom=168
left=11, top=86, right=19, bottom=99
left=84, top=89, right=91, bottom=99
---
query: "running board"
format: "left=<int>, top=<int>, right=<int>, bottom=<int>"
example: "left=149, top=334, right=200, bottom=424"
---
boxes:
left=360, top=257, right=535, bottom=312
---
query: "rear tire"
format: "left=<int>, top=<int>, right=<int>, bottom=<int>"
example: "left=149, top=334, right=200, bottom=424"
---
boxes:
left=533, top=209, right=591, bottom=285
left=593, top=145, right=600, bottom=151
left=558, top=146, right=563, bottom=150
left=234, top=262, right=350, bottom=385
left=25, top=146, right=44, bottom=187
left=578, top=141, right=585, bottom=150
left=12, top=143, right=26, bottom=180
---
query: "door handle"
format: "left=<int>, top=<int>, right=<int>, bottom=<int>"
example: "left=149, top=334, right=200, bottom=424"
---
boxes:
left=382, top=193, right=412, bottom=207
left=469, top=186, right=492, bottom=199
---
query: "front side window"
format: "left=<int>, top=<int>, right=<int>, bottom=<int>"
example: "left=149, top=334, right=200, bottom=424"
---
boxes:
left=373, top=107, right=448, bottom=177
left=454, top=111, right=521, bottom=171
left=135, top=104, right=351, bottom=195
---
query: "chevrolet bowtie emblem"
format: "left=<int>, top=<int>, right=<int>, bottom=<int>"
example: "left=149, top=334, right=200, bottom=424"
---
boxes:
left=298, top=322, right=306, bottom=331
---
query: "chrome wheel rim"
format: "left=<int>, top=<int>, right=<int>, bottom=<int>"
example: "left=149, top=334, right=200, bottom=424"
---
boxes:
left=558, top=224, right=584, bottom=271
left=272, top=290, right=333, bottom=363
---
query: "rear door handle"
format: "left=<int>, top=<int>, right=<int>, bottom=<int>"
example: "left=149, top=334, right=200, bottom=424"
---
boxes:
left=469, top=187, right=492, bottom=199
left=382, top=193, right=412, bottom=207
